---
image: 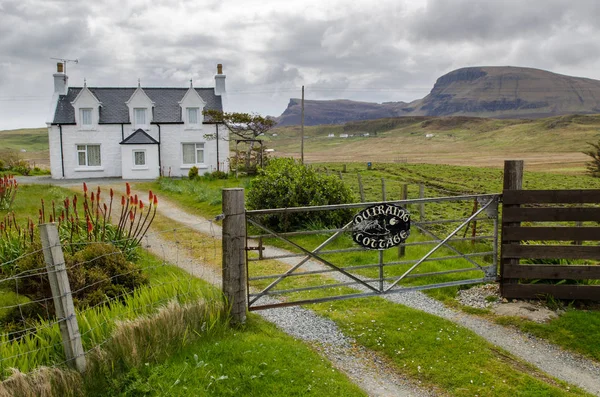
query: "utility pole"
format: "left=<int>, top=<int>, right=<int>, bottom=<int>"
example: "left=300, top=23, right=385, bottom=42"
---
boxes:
left=301, top=85, right=305, bottom=164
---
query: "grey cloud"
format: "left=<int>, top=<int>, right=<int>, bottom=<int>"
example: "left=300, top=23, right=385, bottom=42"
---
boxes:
left=406, top=0, right=581, bottom=43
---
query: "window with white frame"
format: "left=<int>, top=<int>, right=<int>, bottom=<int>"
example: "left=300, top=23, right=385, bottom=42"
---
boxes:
left=133, top=150, right=146, bottom=167
left=134, top=108, right=147, bottom=127
left=187, top=107, right=200, bottom=125
left=182, top=143, right=204, bottom=165
left=77, top=145, right=101, bottom=167
left=80, top=108, right=93, bottom=127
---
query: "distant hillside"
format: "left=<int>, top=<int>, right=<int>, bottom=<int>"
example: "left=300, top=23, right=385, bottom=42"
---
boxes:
left=276, top=66, right=600, bottom=126
left=276, top=99, right=408, bottom=126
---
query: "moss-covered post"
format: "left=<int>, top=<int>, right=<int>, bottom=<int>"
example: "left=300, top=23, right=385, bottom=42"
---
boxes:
left=222, top=188, right=247, bottom=325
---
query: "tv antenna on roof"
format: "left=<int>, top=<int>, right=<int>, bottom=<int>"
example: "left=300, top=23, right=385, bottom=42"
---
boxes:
left=50, top=57, right=79, bottom=76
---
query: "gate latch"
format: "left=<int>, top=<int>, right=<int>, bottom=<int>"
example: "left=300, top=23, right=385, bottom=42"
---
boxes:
left=245, top=246, right=265, bottom=251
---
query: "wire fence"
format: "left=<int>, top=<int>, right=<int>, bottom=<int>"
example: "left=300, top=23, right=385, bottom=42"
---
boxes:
left=0, top=216, right=222, bottom=380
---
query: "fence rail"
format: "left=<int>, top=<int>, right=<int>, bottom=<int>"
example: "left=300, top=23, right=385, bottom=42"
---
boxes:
left=500, top=161, right=600, bottom=300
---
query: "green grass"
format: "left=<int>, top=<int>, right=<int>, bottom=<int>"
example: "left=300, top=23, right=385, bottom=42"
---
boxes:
left=495, top=309, right=600, bottom=362
left=310, top=297, right=588, bottom=396
left=1, top=184, right=71, bottom=219
left=135, top=176, right=249, bottom=219
left=89, top=315, right=366, bottom=397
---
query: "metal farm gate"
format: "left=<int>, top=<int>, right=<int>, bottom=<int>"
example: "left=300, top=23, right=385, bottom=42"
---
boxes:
left=244, top=193, right=501, bottom=311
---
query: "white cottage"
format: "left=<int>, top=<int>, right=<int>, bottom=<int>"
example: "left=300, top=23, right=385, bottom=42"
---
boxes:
left=47, top=63, right=229, bottom=179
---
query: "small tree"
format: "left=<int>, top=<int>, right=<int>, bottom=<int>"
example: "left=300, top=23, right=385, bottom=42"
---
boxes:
left=583, top=141, right=600, bottom=177
left=203, top=110, right=276, bottom=173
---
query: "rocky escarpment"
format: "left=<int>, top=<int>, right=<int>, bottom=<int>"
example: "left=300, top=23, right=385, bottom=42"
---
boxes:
left=276, top=66, right=600, bottom=126
left=276, top=99, right=408, bottom=126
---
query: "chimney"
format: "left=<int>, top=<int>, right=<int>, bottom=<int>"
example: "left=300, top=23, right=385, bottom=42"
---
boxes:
left=53, top=62, right=69, bottom=95
left=53, top=62, right=68, bottom=95
left=214, top=63, right=226, bottom=96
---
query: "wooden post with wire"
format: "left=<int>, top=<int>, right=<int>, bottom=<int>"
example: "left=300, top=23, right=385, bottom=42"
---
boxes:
left=222, top=189, right=247, bottom=325
left=40, top=223, right=86, bottom=373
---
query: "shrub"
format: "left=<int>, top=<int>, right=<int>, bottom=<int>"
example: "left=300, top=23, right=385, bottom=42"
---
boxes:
left=2, top=242, right=148, bottom=331
left=208, top=170, right=229, bottom=180
left=247, top=158, right=355, bottom=232
left=0, top=183, right=158, bottom=273
left=12, top=161, right=31, bottom=176
left=188, top=166, right=199, bottom=179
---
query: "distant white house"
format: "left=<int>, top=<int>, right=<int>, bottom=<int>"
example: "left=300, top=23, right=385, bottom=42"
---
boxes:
left=327, top=133, right=335, bottom=138
left=47, top=63, right=229, bottom=179
left=339, top=133, right=349, bottom=138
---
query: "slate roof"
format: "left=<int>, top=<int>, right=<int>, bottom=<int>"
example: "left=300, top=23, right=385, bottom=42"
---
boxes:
left=120, top=129, right=159, bottom=145
left=52, top=87, right=222, bottom=124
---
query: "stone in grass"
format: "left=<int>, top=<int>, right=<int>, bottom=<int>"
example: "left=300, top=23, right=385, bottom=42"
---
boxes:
left=493, top=302, right=558, bottom=323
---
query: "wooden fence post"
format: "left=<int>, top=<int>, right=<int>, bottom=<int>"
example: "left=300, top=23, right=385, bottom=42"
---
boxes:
left=358, top=173, right=365, bottom=202
left=501, top=160, right=524, bottom=295
left=39, top=224, right=86, bottom=373
left=222, top=188, right=247, bottom=325
left=419, top=184, right=425, bottom=221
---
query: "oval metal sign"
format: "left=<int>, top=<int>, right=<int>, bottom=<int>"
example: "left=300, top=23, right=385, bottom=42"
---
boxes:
left=352, top=203, right=410, bottom=250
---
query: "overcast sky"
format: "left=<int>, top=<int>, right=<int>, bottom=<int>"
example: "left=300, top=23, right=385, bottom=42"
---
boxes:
left=1, top=0, right=600, bottom=130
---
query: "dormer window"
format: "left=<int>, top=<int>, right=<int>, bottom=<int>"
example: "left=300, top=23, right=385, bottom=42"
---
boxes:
left=134, top=108, right=147, bottom=127
left=187, top=107, right=200, bottom=125
left=80, top=108, right=93, bottom=128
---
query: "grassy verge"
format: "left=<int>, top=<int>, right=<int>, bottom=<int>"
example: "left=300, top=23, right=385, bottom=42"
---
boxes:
left=495, top=309, right=600, bottom=362
left=310, top=297, right=588, bottom=396
left=88, top=315, right=365, bottom=397
left=135, top=176, right=249, bottom=219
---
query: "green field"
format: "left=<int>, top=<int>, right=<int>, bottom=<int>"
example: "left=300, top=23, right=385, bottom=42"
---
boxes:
left=0, top=127, right=49, bottom=169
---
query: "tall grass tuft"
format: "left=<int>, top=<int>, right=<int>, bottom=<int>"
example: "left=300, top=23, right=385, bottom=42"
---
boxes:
left=85, top=298, right=226, bottom=384
left=0, top=367, right=83, bottom=397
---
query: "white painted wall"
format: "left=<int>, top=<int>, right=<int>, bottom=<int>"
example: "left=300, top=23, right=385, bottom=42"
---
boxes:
left=49, top=124, right=123, bottom=179
left=159, top=123, right=229, bottom=177
left=49, top=123, right=229, bottom=179
left=121, top=144, right=159, bottom=179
